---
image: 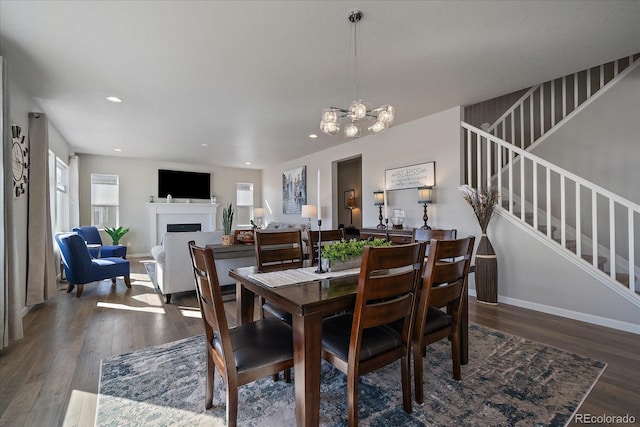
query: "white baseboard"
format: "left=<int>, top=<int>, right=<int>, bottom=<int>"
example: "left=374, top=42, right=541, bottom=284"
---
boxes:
left=469, top=288, right=640, bottom=335
left=126, top=253, right=152, bottom=258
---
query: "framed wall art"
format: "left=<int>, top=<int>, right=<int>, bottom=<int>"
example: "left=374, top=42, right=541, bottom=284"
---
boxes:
left=385, top=161, right=435, bottom=191
left=282, top=165, right=307, bottom=214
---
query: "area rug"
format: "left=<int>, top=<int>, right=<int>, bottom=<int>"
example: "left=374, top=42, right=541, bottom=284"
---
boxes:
left=143, top=261, right=157, bottom=288
left=96, top=324, right=605, bottom=426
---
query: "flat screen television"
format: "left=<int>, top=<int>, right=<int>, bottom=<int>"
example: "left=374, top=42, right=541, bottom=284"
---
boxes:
left=158, top=169, right=211, bottom=200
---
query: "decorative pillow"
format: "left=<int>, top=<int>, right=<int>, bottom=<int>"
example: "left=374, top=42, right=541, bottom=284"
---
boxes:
left=266, top=222, right=279, bottom=229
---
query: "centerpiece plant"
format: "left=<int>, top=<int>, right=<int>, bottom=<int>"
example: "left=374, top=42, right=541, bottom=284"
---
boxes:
left=322, top=238, right=391, bottom=271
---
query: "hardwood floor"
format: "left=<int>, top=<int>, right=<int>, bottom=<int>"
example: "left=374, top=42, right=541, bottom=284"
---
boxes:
left=1, top=257, right=638, bottom=426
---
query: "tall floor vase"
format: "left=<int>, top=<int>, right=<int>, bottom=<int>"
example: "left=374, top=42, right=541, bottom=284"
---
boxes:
left=475, top=234, right=498, bottom=304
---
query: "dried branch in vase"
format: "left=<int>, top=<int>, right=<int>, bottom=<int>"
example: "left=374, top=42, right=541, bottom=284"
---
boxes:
left=459, top=185, right=499, bottom=233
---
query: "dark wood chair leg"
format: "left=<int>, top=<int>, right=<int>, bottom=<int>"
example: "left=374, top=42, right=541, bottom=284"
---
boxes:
left=205, top=352, right=214, bottom=409
left=401, top=354, right=412, bottom=413
left=67, top=283, right=75, bottom=293
left=272, top=373, right=280, bottom=382
left=413, top=341, right=425, bottom=404
left=75, top=284, right=84, bottom=298
left=284, top=368, right=291, bottom=383
left=226, top=380, right=239, bottom=427
left=111, top=277, right=116, bottom=284
left=124, top=276, right=131, bottom=288
left=451, top=330, right=461, bottom=380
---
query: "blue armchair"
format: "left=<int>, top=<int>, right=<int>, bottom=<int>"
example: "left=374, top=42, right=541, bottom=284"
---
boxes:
left=55, top=233, right=131, bottom=297
left=72, top=226, right=127, bottom=258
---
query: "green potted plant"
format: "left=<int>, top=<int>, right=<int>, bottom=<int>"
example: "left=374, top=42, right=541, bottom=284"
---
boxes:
left=222, top=203, right=234, bottom=246
left=322, top=238, right=391, bottom=271
left=104, top=226, right=129, bottom=245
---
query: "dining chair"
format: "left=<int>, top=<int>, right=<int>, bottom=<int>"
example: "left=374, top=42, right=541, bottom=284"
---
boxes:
left=321, top=242, right=426, bottom=426
left=412, top=236, right=475, bottom=404
left=254, top=229, right=303, bottom=323
left=414, top=228, right=457, bottom=242
left=307, top=228, right=345, bottom=266
left=188, top=241, right=294, bottom=426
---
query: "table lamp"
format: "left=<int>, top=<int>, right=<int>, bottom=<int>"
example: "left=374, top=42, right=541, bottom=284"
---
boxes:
left=418, top=186, right=433, bottom=230
left=301, top=204, right=317, bottom=231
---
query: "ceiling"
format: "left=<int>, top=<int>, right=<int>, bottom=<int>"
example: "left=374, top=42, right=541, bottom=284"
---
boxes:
left=1, top=1, right=639, bottom=169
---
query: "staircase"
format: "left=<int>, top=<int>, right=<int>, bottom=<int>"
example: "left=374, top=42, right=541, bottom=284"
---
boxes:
left=461, top=54, right=640, bottom=304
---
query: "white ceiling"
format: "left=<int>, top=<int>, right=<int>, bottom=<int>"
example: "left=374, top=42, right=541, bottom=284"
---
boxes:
left=1, top=1, right=639, bottom=169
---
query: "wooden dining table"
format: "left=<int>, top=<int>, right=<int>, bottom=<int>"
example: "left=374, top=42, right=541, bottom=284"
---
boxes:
left=229, top=265, right=469, bottom=427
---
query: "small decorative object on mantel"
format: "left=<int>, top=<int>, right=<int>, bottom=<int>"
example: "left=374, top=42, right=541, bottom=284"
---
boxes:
left=210, top=195, right=216, bottom=204
left=460, top=185, right=499, bottom=304
left=222, top=203, right=234, bottom=246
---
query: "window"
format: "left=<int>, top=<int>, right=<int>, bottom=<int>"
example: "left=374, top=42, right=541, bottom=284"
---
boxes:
left=49, top=151, right=70, bottom=233
left=91, top=174, right=119, bottom=228
left=236, top=182, right=254, bottom=227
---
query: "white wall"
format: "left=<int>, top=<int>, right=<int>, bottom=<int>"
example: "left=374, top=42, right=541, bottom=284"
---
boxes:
left=490, top=212, right=639, bottom=332
left=262, top=106, right=477, bottom=238
left=78, top=154, right=262, bottom=255
left=532, top=64, right=640, bottom=204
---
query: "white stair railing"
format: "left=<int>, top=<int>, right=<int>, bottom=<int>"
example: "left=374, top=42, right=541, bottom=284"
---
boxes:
left=486, top=55, right=639, bottom=151
left=462, top=122, right=639, bottom=296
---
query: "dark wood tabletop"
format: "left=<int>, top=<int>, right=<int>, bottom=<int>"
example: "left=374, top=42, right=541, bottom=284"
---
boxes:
left=229, top=265, right=468, bottom=427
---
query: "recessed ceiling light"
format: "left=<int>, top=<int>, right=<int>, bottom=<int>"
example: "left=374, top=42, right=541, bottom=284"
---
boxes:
left=201, top=143, right=209, bottom=147
left=245, top=162, right=252, bottom=165
left=106, top=96, right=122, bottom=103
left=309, top=134, right=318, bottom=139
left=114, top=148, right=123, bottom=152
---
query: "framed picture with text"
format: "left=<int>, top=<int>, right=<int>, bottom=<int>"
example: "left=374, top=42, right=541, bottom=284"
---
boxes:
left=385, top=161, right=435, bottom=191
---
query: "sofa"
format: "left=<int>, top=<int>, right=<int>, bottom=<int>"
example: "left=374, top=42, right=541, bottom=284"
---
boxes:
left=150, top=231, right=255, bottom=304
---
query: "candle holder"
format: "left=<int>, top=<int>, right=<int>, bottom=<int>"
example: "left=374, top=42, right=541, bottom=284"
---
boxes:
left=384, top=218, right=390, bottom=242
left=373, top=190, right=385, bottom=229
left=315, top=219, right=325, bottom=273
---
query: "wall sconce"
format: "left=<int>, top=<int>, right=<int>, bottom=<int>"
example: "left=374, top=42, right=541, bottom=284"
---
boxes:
left=373, top=190, right=384, bottom=229
left=301, top=204, right=317, bottom=231
left=418, top=186, right=433, bottom=230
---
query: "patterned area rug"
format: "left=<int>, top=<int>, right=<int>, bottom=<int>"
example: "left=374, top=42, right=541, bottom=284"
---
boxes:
left=96, top=324, right=605, bottom=426
left=143, top=261, right=157, bottom=288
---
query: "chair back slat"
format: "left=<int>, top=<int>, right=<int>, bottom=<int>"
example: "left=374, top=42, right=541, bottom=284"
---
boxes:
left=308, top=229, right=345, bottom=265
left=255, top=230, right=303, bottom=272
left=415, top=236, right=475, bottom=338
left=353, top=243, right=426, bottom=340
left=414, top=228, right=457, bottom=242
left=188, top=241, right=234, bottom=372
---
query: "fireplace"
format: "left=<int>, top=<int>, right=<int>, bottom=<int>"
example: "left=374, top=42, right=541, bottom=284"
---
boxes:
left=167, top=223, right=202, bottom=232
left=147, top=203, right=218, bottom=248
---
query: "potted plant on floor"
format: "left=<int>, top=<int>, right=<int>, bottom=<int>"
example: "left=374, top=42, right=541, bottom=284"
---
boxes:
left=222, top=203, right=234, bottom=246
left=459, top=185, right=499, bottom=304
left=104, top=226, right=129, bottom=245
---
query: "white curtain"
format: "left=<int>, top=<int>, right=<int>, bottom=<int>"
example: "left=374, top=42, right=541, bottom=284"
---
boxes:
left=69, top=154, right=80, bottom=228
left=25, top=113, right=57, bottom=305
left=1, top=58, right=23, bottom=348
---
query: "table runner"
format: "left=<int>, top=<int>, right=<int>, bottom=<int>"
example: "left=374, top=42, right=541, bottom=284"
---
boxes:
left=249, top=266, right=360, bottom=288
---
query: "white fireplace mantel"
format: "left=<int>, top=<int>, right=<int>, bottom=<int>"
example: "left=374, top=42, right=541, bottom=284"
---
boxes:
left=147, top=202, right=219, bottom=247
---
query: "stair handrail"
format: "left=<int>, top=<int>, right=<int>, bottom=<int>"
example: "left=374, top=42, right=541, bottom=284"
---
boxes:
left=462, top=121, right=639, bottom=294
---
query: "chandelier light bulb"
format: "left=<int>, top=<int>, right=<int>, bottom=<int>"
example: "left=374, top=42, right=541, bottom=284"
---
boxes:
left=344, top=122, right=360, bottom=138
left=322, top=109, right=338, bottom=123
left=350, top=101, right=368, bottom=120
left=321, top=120, right=340, bottom=135
left=378, top=105, right=395, bottom=125
left=369, top=120, right=387, bottom=133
